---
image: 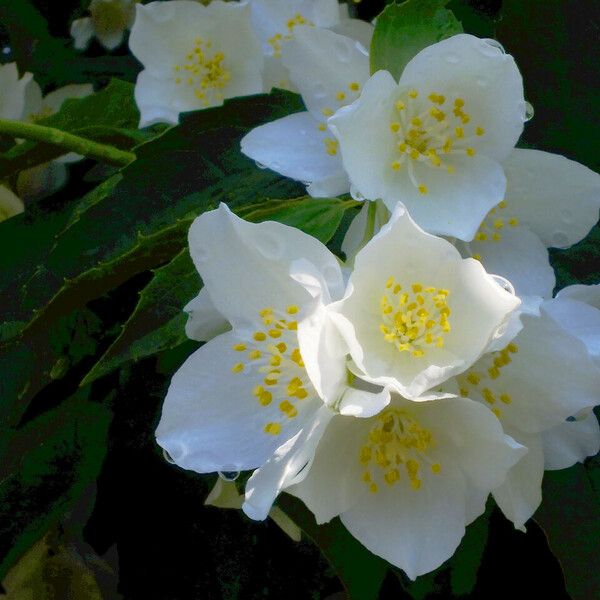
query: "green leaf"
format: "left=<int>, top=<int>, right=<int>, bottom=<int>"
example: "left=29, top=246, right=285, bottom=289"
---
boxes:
left=370, top=0, right=463, bottom=80
left=0, top=389, right=112, bottom=581
left=81, top=196, right=359, bottom=385
left=534, top=464, right=600, bottom=600
left=278, top=494, right=388, bottom=600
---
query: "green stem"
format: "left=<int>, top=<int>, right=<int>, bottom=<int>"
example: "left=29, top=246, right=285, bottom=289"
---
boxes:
left=0, top=118, right=136, bottom=167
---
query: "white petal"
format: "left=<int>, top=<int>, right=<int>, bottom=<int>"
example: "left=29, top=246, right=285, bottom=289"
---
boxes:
left=493, top=429, right=544, bottom=531
left=332, top=15, right=373, bottom=51
left=281, top=27, right=369, bottom=120
left=306, top=172, right=350, bottom=198
left=338, top=385, right=391, bottom=418
left=503, top=149, right=600, bottom=248
left=462, top=306, right=600, bottom=434
left=381, top=153, right=507, bottom=241
left=22, top=78, right=43, bottom=118
left=399, top=34, right=525, bottom=161
left=42, top=84, right=94, bottom=115
left=183, top=288, right=230, bottom=342
left=465, top=225, right=555, bottom=298
left=96, top=28, right=125, bottom=50
left=243, top=404, right=333, bottom=520
left=542, top=412, right=600, bottom=470
left=134, top=70, right=182, bottom=127
left=557, top=283, right=600, bottom=310
left=70, top=17, right=94, bottom=50
left=240, top=112, right=347, bottom=193
left=333, top=204, right=520, bottom=398
left=328, top=70, right=399, bottom=202
left=188, top=204, right=343, bottom=327
left=262, top=55, right=295, bottom=92
left=0, top=63, right=33, bottom=121
left=543, top=296, right=600, bottom=366
left=342, top=461, right=468, bottom=579
left=156, top=331, right=321, bottom=473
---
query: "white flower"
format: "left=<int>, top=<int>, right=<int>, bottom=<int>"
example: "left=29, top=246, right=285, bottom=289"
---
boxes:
left=455, top=149, right=600, bottom=298
left=241, top=26, right=370, bottom=197
left=71, top=0, right=136, bottom=51
left=0, top=63, right=32, bottom=121
left=0, top=185, right=24, bottom=223
left=157, top=203, right=355, bottom=476
left=284, top=392, right=525, bottom=579
left=329, top=203, right=520, bottom=399
left=129, top=1, right=264, bottom=127
left=447, top=297, right=600, bottom=529
left=329, top=34, right=526, bottom=240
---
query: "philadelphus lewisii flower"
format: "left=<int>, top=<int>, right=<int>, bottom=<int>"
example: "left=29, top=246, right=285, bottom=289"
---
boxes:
left=441, top=296, right=600, bottom=530
left=329, top=34, right=527, bottom=241
left=454, top=149, right=600, bottom=298
left=71, top=0, right=136, bottom=51
left=330, top=204, right=520, bottom=399
left=129, top=1, right=264, bottom=127
left=242, top=26, right=370, bottom=197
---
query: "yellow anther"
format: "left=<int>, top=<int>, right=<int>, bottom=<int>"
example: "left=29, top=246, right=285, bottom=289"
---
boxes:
left=498, top=200, right=507, bottom=209
left=286, top=305, right=299, bottom=315
left=317, top=123, right=327, bottom=131
left=410, top=149, right=420, bottom=160
left=270, top=355, right=281, bottom=367
left=431, top=463, right=441, bottom=474
left=454, top=98, right=465, bottom=108
left=384, top=468, right=400, bottom=485
left=324, top=138, right=338, bottom=156
left=264, top=422, right=281, bottom=435
left=321, top=107, right=334, bottom=117
left=258, top=390, right=272, bottom=406
left=408, top=89, right=418, bottom=98
left=500, top=393, right=512, bottom=404
left=466, top=147, right=476, bottom=157
left=390, top=122, right=401, bottom=133
left=279, top=400, right=298, bottom=418
left=460, top=388, right=469, bottom=397
left=395, top=100, right=406, bottom=111
left=418, top=184, right=428, bottom=194
left=349, top=81, right=360, bottom=91
left=467, top=373, right=481, bottom=385
left=508, top=217, right=519, bottom=226
left=391, top=161, right=402, bottom=171
left=231, top=363, right=244, bottom=373
left=287, top=321, right=298, bottom=331
left=455, top=126, right=464, bottom=138
left=447, top=165, right=455, bottom=174
left=472, top=253, right=482, bottom=261
left=412, top=284, right=422, bottom=293
left=253, top=332, right=266, bottom=342
left=476, top=126, right=485, bottom=136
left=233, top=343, right=247, bottom=352
left=493, top=219, right=504, bottom=229
left=267, top=329, right=281, bottom=339
left=369, top=483, right=378, bottom=493
left=475, top=232, right=488, bottom=241
left=507, top=343, right=519, bottom=353
left=491, top=407, right=501, bottom=418
left=248, top=349, right=261, bottom=360
left=411, top=117, right=422, bottom=127
left=275, top=343, right=287, bottom=354
left=336, top=91, right=346, bottom=101
left=492, top=232, right=501, bottom=241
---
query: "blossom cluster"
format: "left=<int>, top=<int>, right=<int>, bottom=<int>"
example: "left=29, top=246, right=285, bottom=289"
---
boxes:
left=135, top=0, right=600, bottom=579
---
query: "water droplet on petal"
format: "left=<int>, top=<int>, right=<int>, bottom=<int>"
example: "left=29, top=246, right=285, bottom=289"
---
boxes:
left=350, top=184, right=365, bottom=201
left=551, top=231, right=569, bottom=247
left=255, top=161, right=268, bottom=170
left=482, top=38, right=506, bottom=54
left=445, top=53, right=460, bottom=64
left=218, top=471, right=240, bottom=481
left=163, top=448, right=178, bottom=464
left=524, top=101, right=534, bottom=121
left=492, top=274, right=515, bottom=295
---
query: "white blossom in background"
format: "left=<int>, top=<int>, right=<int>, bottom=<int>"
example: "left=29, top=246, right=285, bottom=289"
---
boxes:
left=241, top=26, right=370, bottom=197
left=0, top=62, right=32, bottom=121
left=130, top=1, right=264, bottom=127
left=285, top=392, right=525, bottom=579
left=71, top=0, right=136, bottom=51
left=16, top=79, right=94, bottom=201
left=442, top=297, right=600, bottom=530
left=329, top=204, right=520, bottom=399
left=329, top=34, right=526, bottom=241
left=455, top=149, right=600, bottom=298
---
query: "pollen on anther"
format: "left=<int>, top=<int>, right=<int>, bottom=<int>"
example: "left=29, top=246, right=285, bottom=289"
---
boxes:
left=431, top=463, right=441, bottom=474
left=476, top=126, right=485, bottom=136
left=418, top=184, right=428, bottom=195
left=254, top=332, right=266, bottom=341
left=264, top=422, right=281, bottom=435
left=349, top=82, right=360, bottom=91
left=336, top=91, right=346, bottom=101
left=231, top=363, right=244, bottom=373
left=233, top=343, right=247, bottom=352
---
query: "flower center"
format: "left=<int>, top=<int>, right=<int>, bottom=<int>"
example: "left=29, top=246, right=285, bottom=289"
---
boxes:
left=388, top=90, right=485, bottom=194
left=359, top=408, right=439, bottom=493
left=379, top=278, right=451, bottom=357
left=456, top=342, right=519, bottom=418
left=230, top=305, right=313, bottom=436
left=173, top=37, right=231, bottom=107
